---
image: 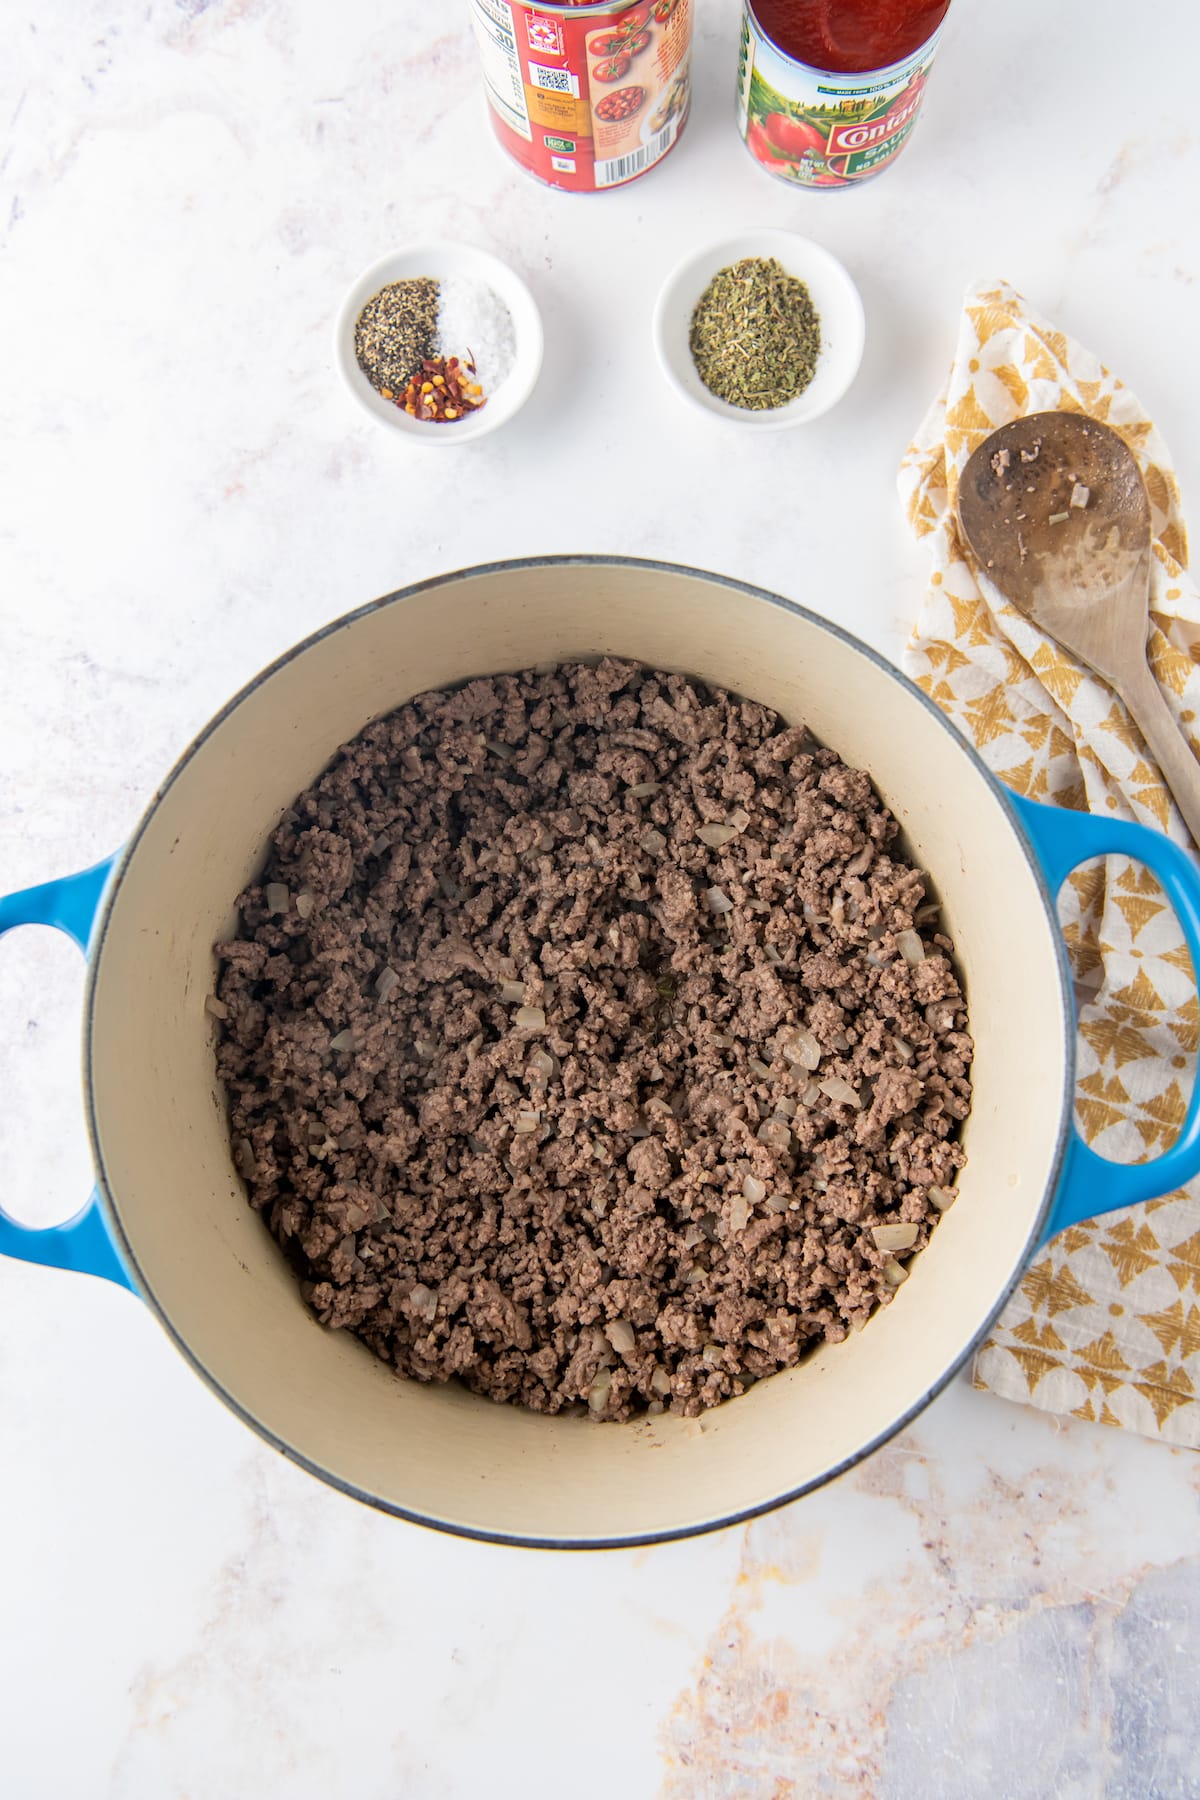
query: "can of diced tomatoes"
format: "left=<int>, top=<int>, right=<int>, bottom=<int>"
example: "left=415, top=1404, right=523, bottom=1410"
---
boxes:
left=470, top=0, right=693, bottom=193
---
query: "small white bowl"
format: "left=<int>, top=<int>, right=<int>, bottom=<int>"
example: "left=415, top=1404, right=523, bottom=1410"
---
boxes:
left=652, top=229, right=865, bottom=430
left=335, top=242, right=544, bottom=445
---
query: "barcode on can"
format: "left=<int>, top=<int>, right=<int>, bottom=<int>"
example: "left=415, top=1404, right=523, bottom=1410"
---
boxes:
left=529, top=61, right=580, bottom=97
left=594, top=122, right=677, bottom=189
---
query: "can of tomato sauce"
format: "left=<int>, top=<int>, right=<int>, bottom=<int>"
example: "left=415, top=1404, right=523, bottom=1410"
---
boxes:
left=469, top=0, right=693, bottom=192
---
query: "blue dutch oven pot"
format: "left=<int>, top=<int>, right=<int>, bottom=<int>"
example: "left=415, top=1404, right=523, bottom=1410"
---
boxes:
left=2, top=558, right=1198, bottom=1547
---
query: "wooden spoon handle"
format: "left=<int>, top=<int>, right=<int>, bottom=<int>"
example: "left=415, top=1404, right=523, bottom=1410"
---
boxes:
left=1118, top=664, right=1200, bottom=851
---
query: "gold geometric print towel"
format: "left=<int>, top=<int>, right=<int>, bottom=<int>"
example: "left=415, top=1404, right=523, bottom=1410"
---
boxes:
left=899, top=279, right=1200, bottom=1446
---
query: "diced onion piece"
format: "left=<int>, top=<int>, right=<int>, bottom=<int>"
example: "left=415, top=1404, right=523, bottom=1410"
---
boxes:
left=514, top=1109, right=541, bottom=1135
left=781, top=1029, right=821, bottom=1072
left=749, top=1057, right=772, bottom=1079
left=757, top=1118, right=791, bottom=1150
left=928, top=1185, right=956, bottom=1212
left=891, top=1035, right=914, bottom=1062
left=233, top=1136, right=257, bottom=1179
left=729, top=1196, right=750, bottom=1233
left=641, top=828, right=666, bottom=855
left=515, top=1004, right=546, bottom=1031
left=329, top=1028, right=358, bottom=1052
left=1048, top=510, right=1069, bottom=525
left=818, top=1076, right=861, bottom=1109
left=650, top=1367, right=672, bottom=1397
left=371, top=834, right=392, bottom=857
left=374, top=966, right=400, bottom=1002
left=767, top=1194, right=790, bottom=1213
left=485, top=738, right=516, bottom=762
left=588, top=1368, right=613, bottom=1413
left=495, top=955, right=517, bottom=981
left=400, top=747, right=422, bottom=778
left=882, top=1258, right=909, bottom=1286
left=872, top=1222, right=920, bottom=1253
left=896, top=929, right=926, bottom=965
left=529, top=1049, right=558, bottom=1079
left=647, top=1400, right=664, bottom=1417
left=265, top=882, right=289, bottom=915
left=204, top=994, right=228, bottom=1020
left=742, top=1175, right=767, bottom=1205
left=605, top=1319, right=636, bottom=1357
left=711, top=1032, right=736, bottom=1048
left=408, top=1282, right=437, bottom=1322
left=698, top=822, right=737, bottom=849
left=500, top=980, right=527, bottom=1004
left=764, top=944, right=784, bottom=966
left=706, top=886, right=734, bottom=915
left=730, top=807, right=751, bottom=834
left=414, top=1037, right=435, bottom=1062
left=701, top=1344, right=723, bottom=1367
left=295, top=890, right=314, bottom=919
left=1071, top=483, right=1090, bottom=509
left=773, top=1097, right=796, bottom=1120
left=628, top=781, right=660, bottom=798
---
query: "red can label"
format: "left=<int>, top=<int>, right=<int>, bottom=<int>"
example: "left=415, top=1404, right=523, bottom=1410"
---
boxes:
left=471, top=0, right=693, bottom=192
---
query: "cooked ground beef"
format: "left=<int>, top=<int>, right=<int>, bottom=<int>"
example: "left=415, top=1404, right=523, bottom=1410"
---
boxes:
left=213, top=660, right=972, bottom=1420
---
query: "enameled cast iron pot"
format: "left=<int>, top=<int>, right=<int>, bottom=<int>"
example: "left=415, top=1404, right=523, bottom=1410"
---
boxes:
left=4, top=558, right=1200, bottom=1549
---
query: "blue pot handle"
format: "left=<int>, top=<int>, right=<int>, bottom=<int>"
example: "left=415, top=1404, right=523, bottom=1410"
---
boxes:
left=0, top=857, right=133, bottom=1290
left=1010, top=792, right=1200, bottom=1244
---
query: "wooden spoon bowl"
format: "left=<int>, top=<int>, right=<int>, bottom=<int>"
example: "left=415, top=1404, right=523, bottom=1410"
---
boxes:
left=957, top=411, right=1200, bottom=847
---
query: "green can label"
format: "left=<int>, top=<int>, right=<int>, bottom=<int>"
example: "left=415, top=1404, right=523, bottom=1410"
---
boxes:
left=737, top=4, right=941, bottom=188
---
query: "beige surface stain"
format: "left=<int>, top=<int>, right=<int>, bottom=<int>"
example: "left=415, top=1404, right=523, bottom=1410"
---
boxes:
left=657, top=1435, right=1161, bottom=1800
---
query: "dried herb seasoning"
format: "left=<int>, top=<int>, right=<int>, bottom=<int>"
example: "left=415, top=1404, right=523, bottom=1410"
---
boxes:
left=689, top=256, right=821, bottom=410
left=354, top=278, right=439, bottom=399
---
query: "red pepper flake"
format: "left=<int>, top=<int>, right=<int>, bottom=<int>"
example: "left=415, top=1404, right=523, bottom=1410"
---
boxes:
left=400, top=355, right=486, bottom=423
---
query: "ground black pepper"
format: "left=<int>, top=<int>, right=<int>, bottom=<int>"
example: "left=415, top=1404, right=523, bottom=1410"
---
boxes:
left=354, top=278, right=439, bottom=400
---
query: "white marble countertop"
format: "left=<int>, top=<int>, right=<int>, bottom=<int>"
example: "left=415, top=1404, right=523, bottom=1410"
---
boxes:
left=3, top=2, right=1200, bottom=1794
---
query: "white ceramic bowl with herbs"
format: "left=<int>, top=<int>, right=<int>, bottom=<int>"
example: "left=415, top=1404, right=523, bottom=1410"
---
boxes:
left=653, top=229, right=865, bottom=430
left=335, top=242, right=544, bottom=445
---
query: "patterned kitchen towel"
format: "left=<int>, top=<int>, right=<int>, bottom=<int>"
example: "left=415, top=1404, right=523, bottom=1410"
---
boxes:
left=899, top=278, right=1200, bottom=1447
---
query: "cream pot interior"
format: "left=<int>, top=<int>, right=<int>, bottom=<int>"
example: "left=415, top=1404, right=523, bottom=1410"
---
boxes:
left=86, top=559, right=1068, bottom=1546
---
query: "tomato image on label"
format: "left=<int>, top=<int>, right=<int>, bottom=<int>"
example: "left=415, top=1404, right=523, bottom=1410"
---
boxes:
left=593, top=53, right=633, bottom=82
left=617, top=4, right=652, bottom=32
left=746, top=120, right=788, bottom=164
left=588, top=31, right=627, bottom=54
left=764, top=111, right=827, bottom=159
left=624, top=30, right=651, bottom=53
left=596, top=84, right=646, bottom=121
left=654, top=0, right=680, bottom=16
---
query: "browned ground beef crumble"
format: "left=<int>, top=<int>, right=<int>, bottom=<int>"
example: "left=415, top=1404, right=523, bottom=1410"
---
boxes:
left=213, top=660, right=972, bottom=1420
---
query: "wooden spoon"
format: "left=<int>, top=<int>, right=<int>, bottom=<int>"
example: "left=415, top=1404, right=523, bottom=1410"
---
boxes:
left=957, top=410, right=1200, bottom=847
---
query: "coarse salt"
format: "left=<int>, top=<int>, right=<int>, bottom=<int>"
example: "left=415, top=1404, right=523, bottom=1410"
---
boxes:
left=435, top=276, right=516, bottom=396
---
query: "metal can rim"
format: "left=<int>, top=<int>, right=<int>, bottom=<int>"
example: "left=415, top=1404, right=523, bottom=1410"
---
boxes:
left=507, top=0, right=656, bottom=17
